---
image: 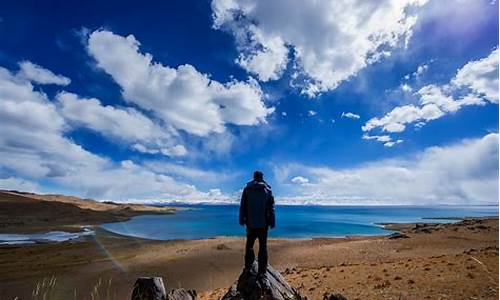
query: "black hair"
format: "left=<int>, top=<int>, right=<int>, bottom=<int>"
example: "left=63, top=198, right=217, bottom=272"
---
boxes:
left=253, top=170, right=264, bottom=181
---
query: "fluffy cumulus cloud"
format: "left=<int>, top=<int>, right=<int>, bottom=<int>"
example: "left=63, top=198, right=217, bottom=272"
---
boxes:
left=0, top=67, right=97, bottom=179
left=0, top=62, right=228, bottom=202
left=452, top=48, right=499, bottom=103
left=363, top=49, right=498, bottom=143
left=87, top=30, right=274, bottom=136
left=57, top=92, right=186, bottom=157
left=291, top=176, right=309, bottom=185
left=212, top=0, right=428, bottom=96
left=17, top=61, right=71, bottom=86
left=274, top=133, right=499, bottom=204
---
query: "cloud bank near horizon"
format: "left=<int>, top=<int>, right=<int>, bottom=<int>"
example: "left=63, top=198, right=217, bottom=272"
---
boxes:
left=274, top=133, right=499, bottom=205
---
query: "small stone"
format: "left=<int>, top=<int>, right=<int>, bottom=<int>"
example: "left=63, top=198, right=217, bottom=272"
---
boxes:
left=323, top=293, right=348, bottom=300
left=388, top=232, right=409, bottom=240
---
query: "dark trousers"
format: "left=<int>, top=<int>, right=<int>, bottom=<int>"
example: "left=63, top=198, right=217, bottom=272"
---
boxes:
left=244, top=227, right=268, bottom=274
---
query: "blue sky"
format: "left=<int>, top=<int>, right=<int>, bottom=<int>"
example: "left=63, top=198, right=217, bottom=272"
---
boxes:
left=0, top=0, right=498, bottom=204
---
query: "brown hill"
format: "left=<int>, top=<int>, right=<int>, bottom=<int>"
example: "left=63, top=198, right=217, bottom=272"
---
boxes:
left=0, top=190, right=176, bottom=233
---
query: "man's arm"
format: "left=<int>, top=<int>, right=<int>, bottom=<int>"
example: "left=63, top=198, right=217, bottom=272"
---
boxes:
left=239, top=188, right=248, bottom=226
left=266, top=189, right=276, bottom=229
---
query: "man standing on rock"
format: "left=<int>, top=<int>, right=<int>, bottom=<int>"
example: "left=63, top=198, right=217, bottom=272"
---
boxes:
left=239, top=170, right=276, bottom=279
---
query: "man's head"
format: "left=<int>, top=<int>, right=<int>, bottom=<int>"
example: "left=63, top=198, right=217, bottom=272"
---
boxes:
left=253, top=170, right=264, bottom=181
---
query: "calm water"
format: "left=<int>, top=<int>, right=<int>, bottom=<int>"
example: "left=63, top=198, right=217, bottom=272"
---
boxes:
left=100, top=205, right=498, bottom=240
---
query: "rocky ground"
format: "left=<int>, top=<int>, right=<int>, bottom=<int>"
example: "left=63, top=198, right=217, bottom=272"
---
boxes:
left=201, top=219, right=499, bottom=300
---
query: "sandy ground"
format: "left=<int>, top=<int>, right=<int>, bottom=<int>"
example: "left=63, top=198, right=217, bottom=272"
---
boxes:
left=0, top=218, right=497, bottom=300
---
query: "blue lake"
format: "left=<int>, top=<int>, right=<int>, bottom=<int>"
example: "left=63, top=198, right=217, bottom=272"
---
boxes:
left=100, top=205, right=498, bottom=240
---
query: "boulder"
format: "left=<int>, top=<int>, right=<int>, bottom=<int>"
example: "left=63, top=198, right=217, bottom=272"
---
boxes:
left=221, top=262, right=307, bottom=300
left=131, top=277, right=196, bottom=300
left=131, top=277, right=167, bottom=300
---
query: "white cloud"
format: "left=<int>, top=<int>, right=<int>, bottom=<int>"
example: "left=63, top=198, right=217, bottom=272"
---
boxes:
left=130, top=143, right=188, bottom=157
left=212, top=0, right=428, bottom=96
left=159, top=144, right=188, bottom=157
left=308, top=110, right=317, bottom=117
left=18, top=61, right=71, bottom=86
left=452, top=48, right=499, bottom=103
left=291, top=176, right=309, bottom=185
left=362, top=134, right=392, bottom=143
left=87, top=30, right=274, bottom=136
left=362, top=134, right=403, bottom=148
left=401, top=83, right=413, bottom=92
left=413, top=63, right=428, bottom=77
left=362, top=102, right=444, bottom=134
left=236, top=30, right=289, bottom=82
left=55, top=159, right=211, bottom=202
left=363, top=49, right=498, bottom=142
left=341, top=112, right=360, bottom=119
left=143, top=160, right=232, bottom=184
left=57, top=92, right=185, bottom=157
left=401, top=62, right=432, bottom=81
left=57, top=92, right=167, bottom=141
left=0, top=63, right=228, bottom=202
left=274, top=133, right=499, bottom=204
left=0, top=176, right=40, bottom=193
left=0, top=67, right=99, bottom=179
left=383, top=139, right=403, bottom=147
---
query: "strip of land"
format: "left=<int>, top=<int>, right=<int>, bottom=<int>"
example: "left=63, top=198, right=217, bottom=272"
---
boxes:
left=0, top=190, right=176, bottom=233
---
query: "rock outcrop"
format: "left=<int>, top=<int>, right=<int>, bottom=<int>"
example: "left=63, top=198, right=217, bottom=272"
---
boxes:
left=221, top=262, right=306, bottom=300
left=131, top=263, right=348, bottom=300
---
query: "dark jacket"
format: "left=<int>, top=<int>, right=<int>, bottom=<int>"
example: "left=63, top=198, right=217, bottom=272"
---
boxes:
left=239, top=180, right=275, bottom=229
